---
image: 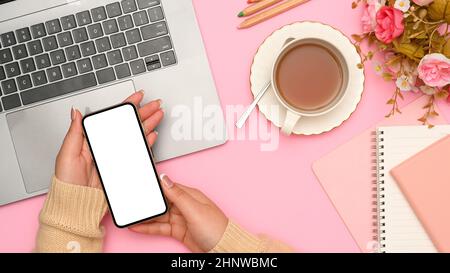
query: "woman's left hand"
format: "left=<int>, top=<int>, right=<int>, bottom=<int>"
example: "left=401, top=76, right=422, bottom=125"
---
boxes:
left=55, top=91, right=164, bottom=188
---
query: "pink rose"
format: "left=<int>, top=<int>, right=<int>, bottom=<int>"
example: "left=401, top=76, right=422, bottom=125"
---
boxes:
left=375, top=6, right=405, bottom=44
left=418, top=53, right=450, bottom=87
left=361, top=0, right=385, bottom=33
left=412, top=0, right=434, bottom=6
left=437, top=23, right=449, bottom=36
left=448, top=87, right=450, bottom=103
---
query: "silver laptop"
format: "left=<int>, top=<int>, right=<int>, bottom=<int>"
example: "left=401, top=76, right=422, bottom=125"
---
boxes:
left=0, top=0, right=226, bottom=206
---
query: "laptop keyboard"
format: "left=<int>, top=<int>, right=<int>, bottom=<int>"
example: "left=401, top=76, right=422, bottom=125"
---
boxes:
left=0, top=0, right=177, bottom=112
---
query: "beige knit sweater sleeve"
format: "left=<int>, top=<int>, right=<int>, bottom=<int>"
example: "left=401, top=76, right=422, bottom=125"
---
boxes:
left=35, top=176, right=108, bottom=253
left=35, top=177, right=294, bottom=253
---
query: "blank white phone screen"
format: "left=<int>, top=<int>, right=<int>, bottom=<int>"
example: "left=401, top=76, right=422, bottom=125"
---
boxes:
left=83, top=103, right=166, bottom=227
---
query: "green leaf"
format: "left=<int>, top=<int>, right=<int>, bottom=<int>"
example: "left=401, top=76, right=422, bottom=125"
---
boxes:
left=393, top=41, right=425, bottom=62
left=429, top=0, right=450, bottom=24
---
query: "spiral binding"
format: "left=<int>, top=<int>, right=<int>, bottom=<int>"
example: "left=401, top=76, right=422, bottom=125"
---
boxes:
left=373, top=130, right=387, bottom=253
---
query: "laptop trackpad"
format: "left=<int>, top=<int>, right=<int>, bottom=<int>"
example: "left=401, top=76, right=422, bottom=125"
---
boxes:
left=6, top=81, right=135, bottom=193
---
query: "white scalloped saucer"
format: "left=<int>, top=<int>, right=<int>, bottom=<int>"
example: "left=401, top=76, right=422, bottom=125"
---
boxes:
left=250, top=21, right=365, bottom=135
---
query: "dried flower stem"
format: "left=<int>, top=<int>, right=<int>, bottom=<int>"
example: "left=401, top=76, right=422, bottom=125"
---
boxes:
left=407, top=11, right=445, bottom=26
left=386, top=88, right=402, bottom=118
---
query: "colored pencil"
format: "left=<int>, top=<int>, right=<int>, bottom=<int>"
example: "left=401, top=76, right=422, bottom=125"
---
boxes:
left=238, top=0, right=311, bottom=29
left=247, top=0, right=263, bottom=4
left=238, top=0, right=282, bottom=17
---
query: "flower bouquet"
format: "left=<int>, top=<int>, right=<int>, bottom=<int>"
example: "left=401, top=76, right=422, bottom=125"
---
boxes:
left=352, top=0, right=450, bottom=127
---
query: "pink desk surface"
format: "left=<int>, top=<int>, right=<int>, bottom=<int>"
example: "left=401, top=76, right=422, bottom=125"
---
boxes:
left=1, top=0, right=450, bottom=253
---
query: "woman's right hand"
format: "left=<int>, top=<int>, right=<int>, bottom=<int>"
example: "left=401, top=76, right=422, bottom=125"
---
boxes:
left=129, top=175, right=228, bottom=252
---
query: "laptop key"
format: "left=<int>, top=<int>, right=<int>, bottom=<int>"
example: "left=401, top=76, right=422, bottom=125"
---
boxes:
left=65, top=45, right=81, bottom=61
left=30, top=24, right=47, bottom=39
left=0, top=32, right=16, bottom=47
left=96, top=67, right=116, bottom=84
left=122, top=45, right=138, bottom=61
left=0, top=103, right=2, bottom=112
left=118, top=15, right=134, bottom=31
left=0, top=48, right=13, bottom=64
left=106, top=2, right=122, bottom=18
left=42, top=36, right=58, bottom=51
left=92, top=54, right=108, bottom=69
left=141, top=22, right=167, bottom=40
left=137, top=0, right=160, bottom=9
left=95, top=37, right=111, bottom=53
left=111, top=33, right=126, bottom=49
left=47, top=66, right=62, bottom=82
left=77, top=58, right=93, bottom=74
left=91, top=6, right=108, bottom=22
left=80, top=41, right=96, bottom=57
left=61, top=15, right=77, bottom=31
left=122, top=0, right=138, bottom=13
left=35, top=53, right=51, bottom=69
left=57, top=32, right=74, bottom=47
left=160, top=50, right=176, bottom=66
left=61, top=62, right=78, bottom=78
left=148, top=6, right=164, bottom=22
left=76, top=11, right=92, bottom=26
left=115, top=63, right=131, bottom=79
left=145, top=55, right=161, bottom=71
left=2, top=93, right=21, bottom=110
left=0, top=66, right=5, bottom=81
left=129, top=59, right=145, bottom=75
left=5, top=62, right=20, bottom=78
left=46, top=19, right=62, bottom=35
left=16, top=28, right=32, bottom=43
left=27, top=40, right=43, bottom=56
left=72, top=28, right=88, bottom=43
left=20, top=58, right=36, bottom=73
left=21, top=73, right=97, bottom=105
left=103, top=19, right=119, bottom=35
left=17, top=75, right=32, bottom=91
left=1, top=79, right=17, bottom=94
left=12, top=44, right=28, bottom=60
left=125, top=28, right=141, bottom=44
left=87, top=23, right=104, bottom=39
left=50, top=49, right=66, bottom=65
left=31, top=71, right=47, bottom=86
left=133, top=11, right=148, bottom=26
left=107, top=50, right=123, bottom=65
left=137, top=36, right=171, bottom=57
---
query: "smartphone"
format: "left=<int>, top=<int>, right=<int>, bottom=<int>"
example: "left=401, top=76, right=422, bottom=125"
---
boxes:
left=82, top=102, right=167, bottom=228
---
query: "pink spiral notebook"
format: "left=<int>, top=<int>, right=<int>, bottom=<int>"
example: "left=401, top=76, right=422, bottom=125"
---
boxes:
left=312, top=96, right=447, bottom=253
left=391, top=135, right=450, bottom=253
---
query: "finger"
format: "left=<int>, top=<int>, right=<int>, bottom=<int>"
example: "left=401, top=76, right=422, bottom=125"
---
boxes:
left=123, top=90, right=144, bottom=106
left=59, top=108, right=84, bottom=157
left=129, top=222, right=171, bottom=236
left=143, top=110, right=164, bottom=135
left=139, top=99, right=162, bottom=121
left=159, top=174, right=201, bottom=218
left=146, top=131, right=158, bottom=147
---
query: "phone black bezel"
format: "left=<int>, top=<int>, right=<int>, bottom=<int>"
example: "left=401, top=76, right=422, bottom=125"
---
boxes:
left=82, top=102, right=168, bottom=228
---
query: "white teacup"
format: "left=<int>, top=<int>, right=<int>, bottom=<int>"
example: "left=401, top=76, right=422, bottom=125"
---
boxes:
left=271, top=38, right=349, bottom=136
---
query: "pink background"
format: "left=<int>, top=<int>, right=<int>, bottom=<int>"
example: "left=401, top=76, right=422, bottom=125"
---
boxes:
left=1, top=0, right=450, bottom=252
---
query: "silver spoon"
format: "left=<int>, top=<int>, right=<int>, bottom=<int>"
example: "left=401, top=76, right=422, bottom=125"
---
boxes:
left=236, top=81, right=271, bottom=129
left=236, top=38, right=295, bottom=129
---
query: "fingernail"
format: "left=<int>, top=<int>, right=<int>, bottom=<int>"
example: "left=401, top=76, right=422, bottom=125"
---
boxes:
left=154, top=131, right=159, bottom=135
left=160, top=174, right=173, bottom=188
left=71, top=107, right=76, bottom=121
left=157, top=99, right=162, bottom=108
left=140, top=90, right=145, bottom=95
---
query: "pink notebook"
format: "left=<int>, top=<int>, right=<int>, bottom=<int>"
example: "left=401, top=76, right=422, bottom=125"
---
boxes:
left=312, top=96, right=447, bottom=252
left=391, top=136, right=450, bottom=253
